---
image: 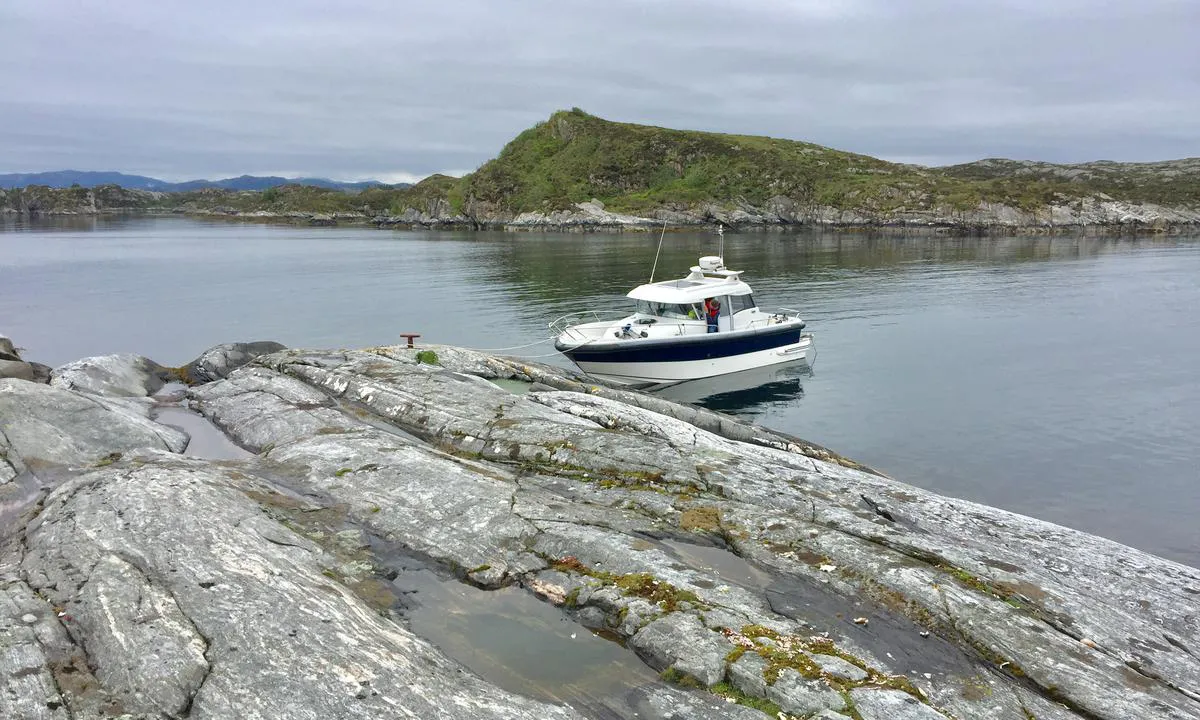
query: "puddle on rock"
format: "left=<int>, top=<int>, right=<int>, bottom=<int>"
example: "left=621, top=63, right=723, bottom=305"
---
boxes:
left=662, top=539, right=772, bottom=589
left=356, top=534, right=664, bottom=719
left=487, top=378, right=534, bottom=395
left=152, top=406, right=254, bottom=460
left=764, top=572, right=983, bottom=682
left=662, top=538, right=985, bottom=688
left=396, top=568, right=660, bottom=717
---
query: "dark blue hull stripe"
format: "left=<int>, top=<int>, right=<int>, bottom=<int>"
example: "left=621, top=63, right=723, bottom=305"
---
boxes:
left=559, top=326, right=802, bottom=364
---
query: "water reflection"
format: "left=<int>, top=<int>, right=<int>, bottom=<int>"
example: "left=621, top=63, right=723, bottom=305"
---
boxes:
left=654, top=363, right=810, bottom=416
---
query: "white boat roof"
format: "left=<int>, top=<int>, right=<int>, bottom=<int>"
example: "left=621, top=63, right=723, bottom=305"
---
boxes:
left=627, top=273, right=752, bottom=304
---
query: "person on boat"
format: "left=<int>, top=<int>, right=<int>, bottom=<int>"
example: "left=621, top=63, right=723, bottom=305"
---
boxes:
left=705, top=298, right=720, bottom=333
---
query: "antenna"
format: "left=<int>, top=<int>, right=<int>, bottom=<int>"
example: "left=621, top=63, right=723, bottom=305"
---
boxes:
left=717, top=223, right=725, bottom=261
left=648, top=220, right=667, bottom=283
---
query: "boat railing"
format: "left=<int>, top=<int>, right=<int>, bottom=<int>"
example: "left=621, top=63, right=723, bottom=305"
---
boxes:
left=548, top=311, right=624, bottom=342
left=742, top=307, right=805, bottom=330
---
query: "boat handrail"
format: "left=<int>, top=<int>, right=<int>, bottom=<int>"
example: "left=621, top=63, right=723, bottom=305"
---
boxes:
left=549, top=310, right=625, bottom=341
left=740, top=308, right=805, bottom=331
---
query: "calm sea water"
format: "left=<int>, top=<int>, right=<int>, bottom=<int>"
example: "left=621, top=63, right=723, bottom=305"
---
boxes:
left=2, top=217, right=1197, bottom=567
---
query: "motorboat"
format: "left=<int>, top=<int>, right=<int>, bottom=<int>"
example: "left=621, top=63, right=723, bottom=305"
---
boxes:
left=551, top=254, right=814, bottom=386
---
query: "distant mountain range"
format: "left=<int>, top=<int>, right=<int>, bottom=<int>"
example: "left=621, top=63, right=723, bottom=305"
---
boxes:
left=0, top=170, right=407, bottom=192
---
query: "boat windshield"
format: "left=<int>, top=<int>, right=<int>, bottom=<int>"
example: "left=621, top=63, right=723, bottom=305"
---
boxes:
left=635, top=300, right=699, bottom=320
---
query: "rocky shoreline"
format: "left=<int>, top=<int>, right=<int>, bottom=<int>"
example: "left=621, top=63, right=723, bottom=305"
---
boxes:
left=4, top=186, right=1199, bottom=235
left=2, top=335, right=1198, bottom=719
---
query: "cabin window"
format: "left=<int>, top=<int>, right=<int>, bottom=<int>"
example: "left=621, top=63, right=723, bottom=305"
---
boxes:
left=729, top=293, right=756, bottom=314
left=635, top=301, right=698, bottom=319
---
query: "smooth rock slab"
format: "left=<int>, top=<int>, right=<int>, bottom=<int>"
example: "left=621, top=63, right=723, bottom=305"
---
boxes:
left=0, top=357, right=36, bottom=381
left=265, top=430, right=541, bottom=581
left=626, top=685, right=767, bottom=720
left=28, top=362, right=51, bottom=384
left=727, top=651, right=770, bottom=698
left=75, top=553, right=210, bottom=715
left=189, top=365, right=347, bottom=451
left=0, top=379, right=187, bottom=467
left=767, top=668, right=846, bottom=717
left=0, top=359, right=34, bottom=381
left=182, top=344, right=1200, bottom=720
left=1, top=426, right=21, bottom=483
left=20, top=454, right=583, bottom=720
left=0, top=566, right=119, bottom=720
left=0, top=586, right=71, bottom=720
left=630, top=612, right=733, bottom=686
left=849, top=688, right=947, bottom=720
left=184, top=341, right=286, bottom=384
left=50, top=353, right=169, bottom=397
left=812, top=653, right=869, bottom=682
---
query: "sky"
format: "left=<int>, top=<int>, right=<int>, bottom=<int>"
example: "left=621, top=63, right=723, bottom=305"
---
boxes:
left=2, top=0, right=1197, bottom=182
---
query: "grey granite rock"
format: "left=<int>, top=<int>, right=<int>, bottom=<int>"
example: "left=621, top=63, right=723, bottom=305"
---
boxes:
left=0, top=581, right=75, bottom=720
left=1, top=425, right=23, bottom=483
left=849, top=688, right=947, bottom=720
left=73, top=552, right=209, bottom=715
left=151, top=344, right=1200, bottom=719
left=0, top=335, right=16, bottom=359
left=50, top=353, right=169, bottom=397
left=0, top=359, right=34, bottom=381
left=0, top=379, right=187, bottom=467
left=625, top=685, right=767, bottom=720
left=727, top=651, right=769, bottom=697
left=631, top=613, right=733, bottom=687
left=263, top=428, right=542, bottom=582
left=189, top=365, right=348, bottom=451
left=19, top=453, right=584, bottom=720
left=812, top=653, right=868, bottom=682
left=184, top=341, right=286, bottom=384
left=767, top=669, right=845, bottom=717
left=28, top=362, right=51, bottom=384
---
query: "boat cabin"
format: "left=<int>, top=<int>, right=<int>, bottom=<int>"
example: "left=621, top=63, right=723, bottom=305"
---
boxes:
left=626, top=256, right=756, bottom=333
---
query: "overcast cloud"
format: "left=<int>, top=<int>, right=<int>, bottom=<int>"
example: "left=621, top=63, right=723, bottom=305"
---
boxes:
left=2, top=0, right=1197, bottom=181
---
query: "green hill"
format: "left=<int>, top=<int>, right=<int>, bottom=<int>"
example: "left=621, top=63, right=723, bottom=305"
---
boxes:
left=457, top=108, right=932, bottom=214
left=940, top=157, right=1200, bottom=206
left=441, top=109, right=1198, bottom=218
left=5, top=110, right=1197, bottom=228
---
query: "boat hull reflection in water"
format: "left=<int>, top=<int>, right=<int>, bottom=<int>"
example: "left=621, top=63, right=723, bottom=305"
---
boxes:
left=655, top=362, right=809, bottom=414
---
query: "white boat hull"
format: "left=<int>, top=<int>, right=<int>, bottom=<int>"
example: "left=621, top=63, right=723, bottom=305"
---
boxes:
left=572, top=334, right=813, bottom=386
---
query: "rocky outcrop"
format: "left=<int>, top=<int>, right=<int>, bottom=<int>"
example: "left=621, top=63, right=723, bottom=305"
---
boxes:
left=3, top=341, right=1198, bottom=720
left=0, top=335, right=49, bottom=385
left=14, top=455, right=584, bottom=719
left=0, top=359, right=35, bottom=382
left=0, top=185, right=160, bottom=216
left=463, top=196, right=1200, bottom=234
left=7, top=184, right=1196, bottom=233
left=0, top=380, right=187, bottom=467
left=50, top=353, right=171, bottom=397
left=190, top=345, right=1198, bottom=720
left=182, top=340, right=287, bottom=384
